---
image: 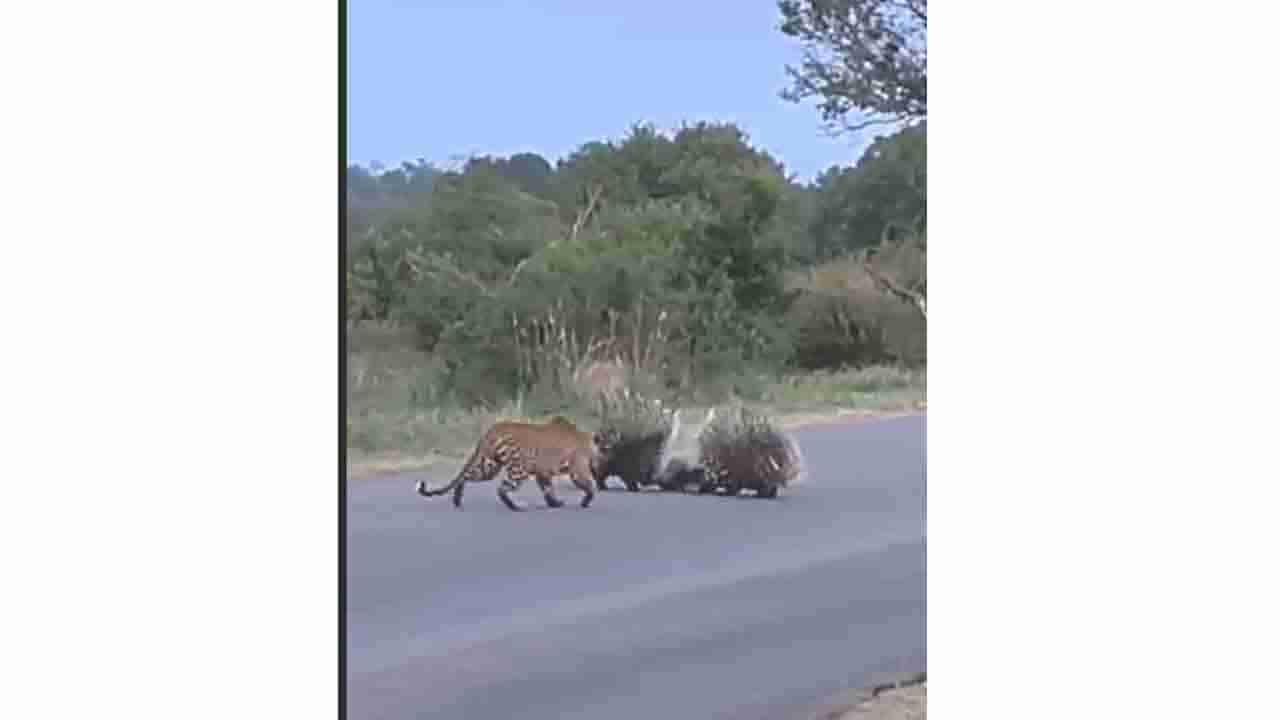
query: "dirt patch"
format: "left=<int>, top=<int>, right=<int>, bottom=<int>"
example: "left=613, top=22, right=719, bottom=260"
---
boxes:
left=823, top=682, right=925, bottom=719
left=798, top=672, right=926, bottom=720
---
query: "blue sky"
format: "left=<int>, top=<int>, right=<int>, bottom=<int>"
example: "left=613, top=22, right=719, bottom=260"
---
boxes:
left=347, top=1, right=887, bottom=182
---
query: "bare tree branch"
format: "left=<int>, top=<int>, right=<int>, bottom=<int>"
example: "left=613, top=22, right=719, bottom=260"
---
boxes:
left=568, top=184, right=604, bottom=243
left=862, top=252, right=926, bottom=319
left=507, top=184, right=603, bottom=288
left=405, top=248, right=497, bottom=299
left=819, top=113, right=908, bottom=138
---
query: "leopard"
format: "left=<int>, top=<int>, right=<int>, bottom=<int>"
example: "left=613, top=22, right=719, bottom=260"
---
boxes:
left=415, top=416, right=616, bottom=512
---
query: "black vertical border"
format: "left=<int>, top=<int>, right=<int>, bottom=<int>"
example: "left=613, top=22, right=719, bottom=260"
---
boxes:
left=338, top=0, right=348, bottom=715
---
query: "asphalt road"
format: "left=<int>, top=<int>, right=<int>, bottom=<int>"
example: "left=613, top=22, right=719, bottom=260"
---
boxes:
left=346, top=413, right=926, bottom=720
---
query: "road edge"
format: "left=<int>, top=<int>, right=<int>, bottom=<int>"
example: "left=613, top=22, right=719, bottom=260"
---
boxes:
left=348, top=408, right=926, bottom=481
left=791, top=671, right=927, bottom=720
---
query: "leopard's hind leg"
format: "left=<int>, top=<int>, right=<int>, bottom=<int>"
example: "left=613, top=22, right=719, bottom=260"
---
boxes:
left=497, top=463, right=530, bottom=512
left=454, top=455, right=501, bottom=508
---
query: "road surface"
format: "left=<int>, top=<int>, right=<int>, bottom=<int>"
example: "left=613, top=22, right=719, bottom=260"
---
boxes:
left=346, top=413, right=926, bottom=720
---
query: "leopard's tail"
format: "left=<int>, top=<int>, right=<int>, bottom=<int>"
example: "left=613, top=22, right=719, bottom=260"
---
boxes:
left=415, top=442, right=482, bottom=497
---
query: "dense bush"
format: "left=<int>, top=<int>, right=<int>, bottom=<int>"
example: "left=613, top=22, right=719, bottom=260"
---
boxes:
left=785, top=254, right=926, bottom=368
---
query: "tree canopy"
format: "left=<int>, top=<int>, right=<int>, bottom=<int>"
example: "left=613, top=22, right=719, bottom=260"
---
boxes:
left=778, top=0, right=927, bottom=135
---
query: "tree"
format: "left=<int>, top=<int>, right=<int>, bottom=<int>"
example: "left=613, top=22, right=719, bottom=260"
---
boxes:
left=809, top=121, right=925, bottom=259
left=550, top=124, right=680, bottom=213
left=554, top=122, right=793, bottom=315
left=500, top=152, right=554, bottom=198
left=459, top=152, right=555, bottom=199
left=778, top=0, right=927, bottom=135
left=345, top=160, right=439, bottom=239
left=661, top=123, right=791, bottom=315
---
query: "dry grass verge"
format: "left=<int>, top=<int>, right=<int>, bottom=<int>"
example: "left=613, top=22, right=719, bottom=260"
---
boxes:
left=347, top=324, right=924, bottom=480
